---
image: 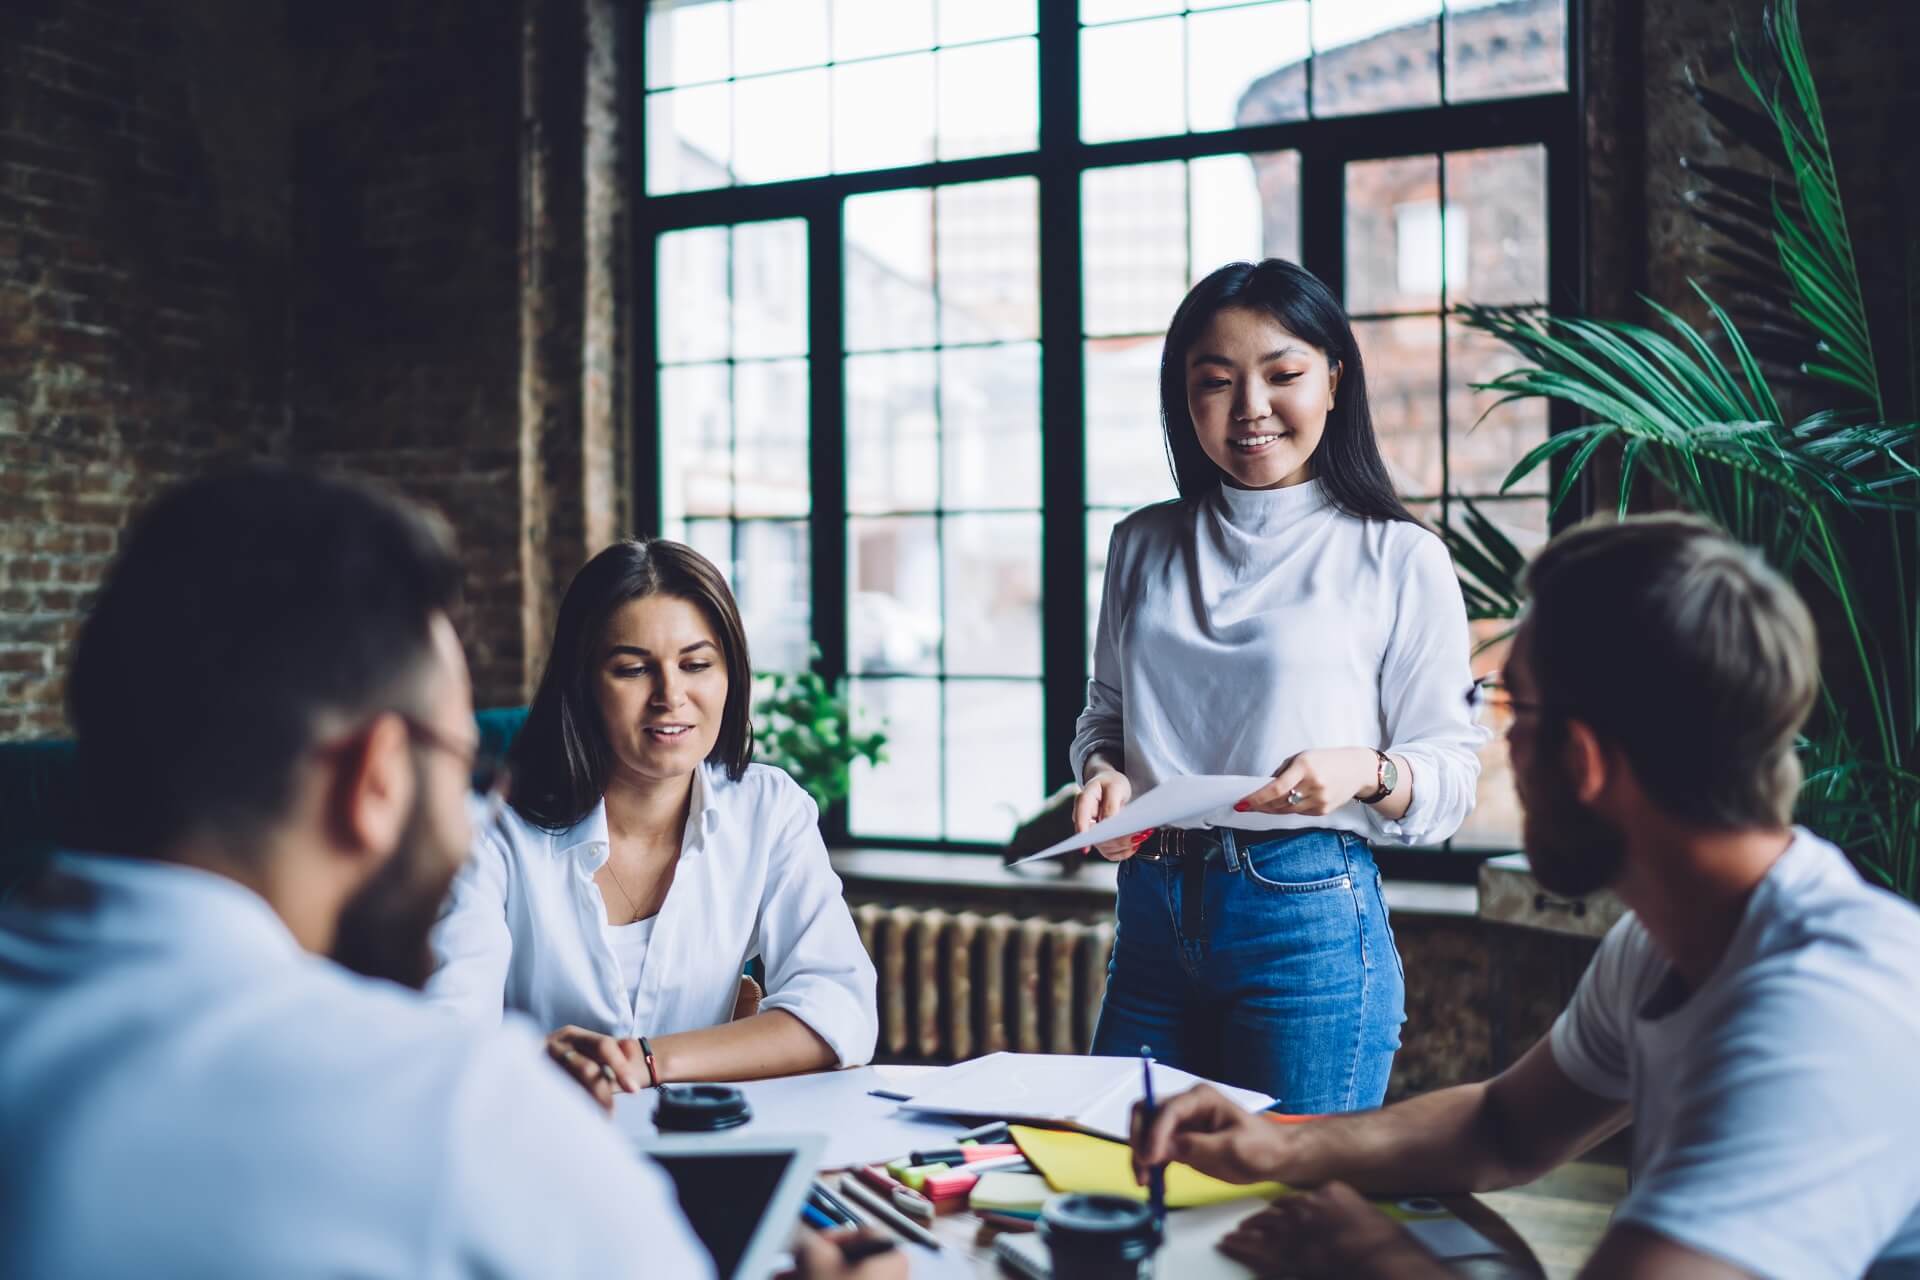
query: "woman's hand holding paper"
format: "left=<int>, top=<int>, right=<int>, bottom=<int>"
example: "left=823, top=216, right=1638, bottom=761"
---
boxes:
left=1234, top=748, right=1378, bottom=817
left=1073, top=767, right=1152, bottom=861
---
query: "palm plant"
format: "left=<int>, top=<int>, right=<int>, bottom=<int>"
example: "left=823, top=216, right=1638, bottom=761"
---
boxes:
left=1455, top=0, right=1920, bottom=898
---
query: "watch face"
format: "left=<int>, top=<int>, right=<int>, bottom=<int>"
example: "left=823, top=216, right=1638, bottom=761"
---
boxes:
left=1382, top=755, right=1399, bottom=792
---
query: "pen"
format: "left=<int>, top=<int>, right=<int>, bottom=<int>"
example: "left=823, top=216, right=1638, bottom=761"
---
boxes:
left=810, top=1181, right=866, bottom=1229
left=838, top=1173, right=944, bottom=1251
left=866, top=1088, right=912, bottom=1102
left=952, top=1120, right=1010, bottom=1144
left=801, top=1202, right=836, bottom=1231
left=1140, top=1045, right=1165, bottom=1228
left=807, top=1186, right=855, bottom=1229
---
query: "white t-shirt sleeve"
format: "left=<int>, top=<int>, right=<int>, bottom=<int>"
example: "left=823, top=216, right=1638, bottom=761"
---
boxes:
left=1365, top=530, right=1484, bottom=846
left=1547, top=916, right=1645, bottom=1102
left=1614, top=965, right=1920, bottom=1280
left=440, top=1028, right=713, bottom=1280
left=751, top=779, right=880, bottom=1067
left=424, top=822, right=515, bottom=1025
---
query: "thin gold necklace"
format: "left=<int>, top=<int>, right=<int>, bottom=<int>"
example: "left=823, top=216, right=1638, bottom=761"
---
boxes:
left=601, top=857, right=648, bottom=925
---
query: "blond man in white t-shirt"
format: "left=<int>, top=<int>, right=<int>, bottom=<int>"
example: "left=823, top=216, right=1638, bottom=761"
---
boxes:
left=1134, top=515, right=1920, bottom=1280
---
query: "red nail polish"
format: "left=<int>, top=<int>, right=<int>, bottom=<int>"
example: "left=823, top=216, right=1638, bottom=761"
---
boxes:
left=1233, top=801, right=1249, bottom=812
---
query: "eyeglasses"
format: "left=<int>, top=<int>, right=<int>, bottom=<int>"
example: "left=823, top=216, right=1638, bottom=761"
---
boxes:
left=1464, top=673, right=1548, bottom=722
left=315, top=713, right=513, bottom=828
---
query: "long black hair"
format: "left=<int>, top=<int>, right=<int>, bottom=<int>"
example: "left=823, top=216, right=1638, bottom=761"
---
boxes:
left=508, top=539, right=754, bottom=831
left=1160, top=259, right=1415, bottom=524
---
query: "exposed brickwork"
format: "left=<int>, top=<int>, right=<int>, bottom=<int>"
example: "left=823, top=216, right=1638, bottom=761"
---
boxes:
left=0, top=0, right=294, bottom=739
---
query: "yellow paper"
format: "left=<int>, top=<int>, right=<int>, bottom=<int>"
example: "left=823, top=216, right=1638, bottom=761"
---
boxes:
left=1009, top=1125, right=1289, bottom=1209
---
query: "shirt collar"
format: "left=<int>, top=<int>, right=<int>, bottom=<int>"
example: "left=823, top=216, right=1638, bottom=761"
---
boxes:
left=551, top=762, right=724, bottom=862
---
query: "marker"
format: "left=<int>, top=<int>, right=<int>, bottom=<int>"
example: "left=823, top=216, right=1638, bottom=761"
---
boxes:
left=908, top=1143, right=1020, bottom=1166
left=1140, top=1045, right=1166, bottom=1229
left=801, top=1202, right=836, bottom=1231
left=838, top=1173, right=944, bottom=1251
left=890, top=1184, right=935, bottom=1222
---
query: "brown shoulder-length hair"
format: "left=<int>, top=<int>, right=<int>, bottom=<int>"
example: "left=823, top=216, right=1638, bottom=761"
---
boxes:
left=507, top=539, right=753, bottom=830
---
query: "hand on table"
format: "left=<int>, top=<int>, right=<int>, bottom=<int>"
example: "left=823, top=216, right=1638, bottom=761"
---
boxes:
left=785, top=1228, right=908, bottom=1280
left=1131, top=1084, right=1298, bottom=1186
left=1235, top=748, right=1377, bottom=817
left=1220, top=1184, right=1437, bottom=1280
left=1072, top=769, right=1153, bottom=861
left=545, top=1025, right=645, bottom=1112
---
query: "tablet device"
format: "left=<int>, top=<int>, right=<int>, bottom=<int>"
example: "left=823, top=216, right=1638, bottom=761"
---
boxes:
left=632, top=1132, right=826, bottom=1280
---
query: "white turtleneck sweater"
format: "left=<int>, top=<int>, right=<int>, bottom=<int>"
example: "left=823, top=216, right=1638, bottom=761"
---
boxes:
left=1072, top=480, right=1485, bottom=847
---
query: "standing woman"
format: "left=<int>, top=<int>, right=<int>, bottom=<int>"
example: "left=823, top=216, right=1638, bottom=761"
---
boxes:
left=428, top=540, right=877, bottom=1106
left=1073, top=259, right=1481, bottom=1113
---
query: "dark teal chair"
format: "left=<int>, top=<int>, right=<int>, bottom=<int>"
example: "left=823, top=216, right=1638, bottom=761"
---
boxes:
left=1, top=707, right=530, bottom=902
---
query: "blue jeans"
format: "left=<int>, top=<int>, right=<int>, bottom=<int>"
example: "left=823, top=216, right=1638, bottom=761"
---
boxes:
left=1090, top=827, right=1405, bottom=1114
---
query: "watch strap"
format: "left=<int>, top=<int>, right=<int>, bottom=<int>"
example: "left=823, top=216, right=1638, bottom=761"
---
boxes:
left=1360, top=750, right=1395, bottom=805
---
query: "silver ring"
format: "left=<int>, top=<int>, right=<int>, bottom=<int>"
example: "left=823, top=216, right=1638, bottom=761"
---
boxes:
left=1286, top=788, right=1304, bottom=806
left=561, top=1048, right=580, bottom=1064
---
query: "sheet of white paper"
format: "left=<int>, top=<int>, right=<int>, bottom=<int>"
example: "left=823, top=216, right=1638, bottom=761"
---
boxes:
left=1012, top=774, right=1275, bottom=865
left=895, top=1052, right=1272, bottom=1141
left=614, top=1065, right=960, bottom=1170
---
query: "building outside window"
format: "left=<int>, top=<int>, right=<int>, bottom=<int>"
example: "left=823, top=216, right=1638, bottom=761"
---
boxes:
left=642, top=0, right=1577, bottom=857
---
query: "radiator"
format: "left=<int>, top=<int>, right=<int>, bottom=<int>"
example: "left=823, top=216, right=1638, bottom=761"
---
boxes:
left=852, top=904, right=1115, bottom=1063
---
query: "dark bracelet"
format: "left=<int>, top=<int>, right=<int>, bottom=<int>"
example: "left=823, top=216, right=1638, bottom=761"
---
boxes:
left=637, top=1035, right=661, bottom=1088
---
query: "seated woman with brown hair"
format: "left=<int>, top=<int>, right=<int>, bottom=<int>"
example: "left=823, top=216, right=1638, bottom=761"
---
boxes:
left=427, top=539, right=877, bottom=1107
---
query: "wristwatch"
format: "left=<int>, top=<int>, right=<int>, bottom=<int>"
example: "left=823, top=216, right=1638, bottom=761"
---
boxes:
left=1360, top=750, right=1398, bottom=805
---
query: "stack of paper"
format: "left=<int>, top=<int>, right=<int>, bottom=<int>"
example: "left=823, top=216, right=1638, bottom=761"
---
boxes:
left=894, top=1052, right=1273, bottom=1142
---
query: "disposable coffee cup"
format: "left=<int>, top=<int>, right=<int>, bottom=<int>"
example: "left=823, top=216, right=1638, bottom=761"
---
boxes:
left=651, top=1083, right=752, bottom=1133
left=1039, top=1192, right=1160, bottom=1279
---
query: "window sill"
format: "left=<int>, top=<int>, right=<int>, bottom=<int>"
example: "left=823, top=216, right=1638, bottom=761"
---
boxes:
left=829, top=847, right=1478, bottom=918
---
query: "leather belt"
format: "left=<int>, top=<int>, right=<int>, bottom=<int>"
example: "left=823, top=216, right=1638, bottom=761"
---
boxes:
left=1133, top=827, right=1221, bottom=863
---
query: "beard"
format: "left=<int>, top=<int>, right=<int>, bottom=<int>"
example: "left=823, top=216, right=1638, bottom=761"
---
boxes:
left=1519, top=750, right=1628, bottom=899
left=330, top=787, right=462, bottom=990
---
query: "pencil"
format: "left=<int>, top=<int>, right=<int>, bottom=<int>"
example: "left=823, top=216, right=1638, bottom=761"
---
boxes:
left=838, top=1173, right=944, bottom=1251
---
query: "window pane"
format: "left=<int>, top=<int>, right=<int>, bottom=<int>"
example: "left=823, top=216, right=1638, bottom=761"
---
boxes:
left=1080, top=18, right=1184, bottom=143
left=660, top=363, right=732, bottom=520
left=733, top=69, right=830, bottom=184
left=732, top=360, right=810, bottom=517
left=937, top=179, right=1039, bottom=344
left=646, top=0, right=731, bottom=89
left=938, top=0, right=1036, bottom=44
left=943, top=515, right=1042, bottom=677
left=734, top=519, right=812, bottom=671
left=937, top=39, right=1039, bottom=161
left=1311, top=0, right=1441, bottom=117
left=945, top=680, right=1043, bottom=842
left=845, top=189, right=935, bottom=352
left=850, top=678, right=941, bottom=838
left=849, top=516, right=941, bottom=674
left=1247, top=149, right=1303, bottom=263
left=1084, top=337, right=1173, bottom=509
left=1080, top=0, right=1179, bottom=22
left=1187, top=3, right=1310, bottom=132
left=833, top=54, right=935, bottom=173
left=1346, top=154, right=1440, bottom=314
left=1083, top=162, right=1187, bottom=338
left=1446, top=0, right=1566, bottom=103
left=1446, top=317, right=1549, bottom=497
left=846, top=351, right=938, bottom=514
left=1444, top=145, right=1547, bottom=306
left=733, top=0, right=829, bottom=76
left=1187, top=153, right=1266, bottom=284
left=731, top=220, right=808, bottom=359
left=681, top=518, right=733, bottom=578
left=832, top=0, right=934, bottom=60
left=646, top=84, right=731, bottom=195
left=941, top=344, right=1040, bottom=510
left=658, top=227, right=731, bottom=363
left=1352, top=315, right=1443, bottom=496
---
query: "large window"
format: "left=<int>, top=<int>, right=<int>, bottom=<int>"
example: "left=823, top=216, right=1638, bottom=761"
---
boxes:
left=639, top=0, right=1580, bottom=855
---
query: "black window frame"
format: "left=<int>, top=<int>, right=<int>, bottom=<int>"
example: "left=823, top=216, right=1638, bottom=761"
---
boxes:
left=631, top=0, right=1589, bottom=865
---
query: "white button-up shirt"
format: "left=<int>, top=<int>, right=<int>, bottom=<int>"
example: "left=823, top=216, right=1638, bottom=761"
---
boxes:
left=428, top=762, right=879, bottom=1067
left=0, top=853, right=712, bottom=1280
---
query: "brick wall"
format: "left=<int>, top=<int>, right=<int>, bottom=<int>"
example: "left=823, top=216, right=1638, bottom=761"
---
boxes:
left=0, top=0, right=294, bottom=738
left=288, top=0, right=528, bottom=707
